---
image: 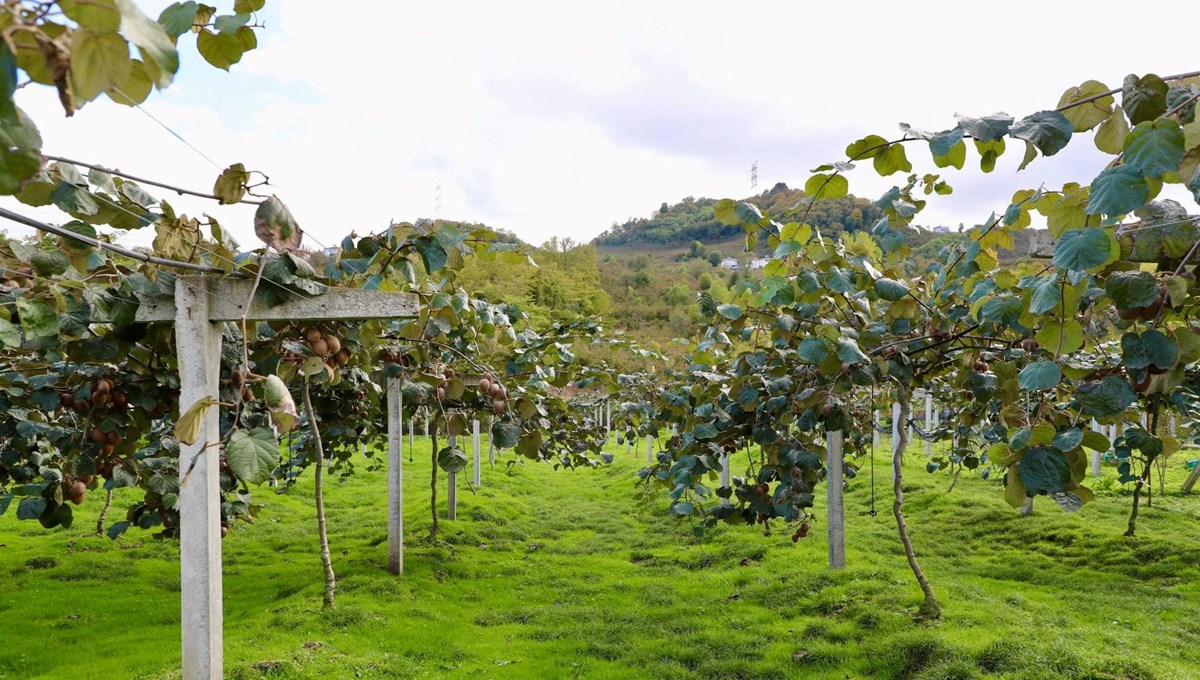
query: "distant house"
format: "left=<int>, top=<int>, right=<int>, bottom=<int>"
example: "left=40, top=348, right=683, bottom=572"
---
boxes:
left=932, top=226, right=951, bottom=234
left=719, top=257, right=739, bottom=270
left=748, top=258, right=770, bottom=269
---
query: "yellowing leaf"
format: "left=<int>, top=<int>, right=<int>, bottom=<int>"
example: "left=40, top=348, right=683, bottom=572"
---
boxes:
left=175, top=396, right=217, bottom=445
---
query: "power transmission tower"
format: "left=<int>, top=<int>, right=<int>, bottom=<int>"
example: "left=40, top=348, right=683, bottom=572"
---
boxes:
left=750, top=161, right=758, bottom=191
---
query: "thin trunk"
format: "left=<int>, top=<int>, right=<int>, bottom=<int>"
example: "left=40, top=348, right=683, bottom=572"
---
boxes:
left=1126, top=403, right=1160, bottom=537
left=893, top=386, right=940, bottom=619
left=301, top=381, right=337, bottom=609
left=429, top=427, right=440, bottom=541
left=94, top=488, right=113, bottom=536
left=1124, top=459, right=1154, bottom=537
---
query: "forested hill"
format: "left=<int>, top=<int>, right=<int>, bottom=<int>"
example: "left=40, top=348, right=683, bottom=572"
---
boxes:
left=593, top=183, right=884, bottom=249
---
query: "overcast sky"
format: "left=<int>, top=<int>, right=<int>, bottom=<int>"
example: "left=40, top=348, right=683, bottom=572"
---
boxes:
left=3, top=0, right=1197, bottom=251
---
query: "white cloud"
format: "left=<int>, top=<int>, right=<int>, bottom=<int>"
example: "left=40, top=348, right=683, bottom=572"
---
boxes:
left=3, top=0, right=1198, bottom=249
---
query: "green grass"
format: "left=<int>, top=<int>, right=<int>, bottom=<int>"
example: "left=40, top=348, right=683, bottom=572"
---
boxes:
left=3, top=436, right=1200, bottom=679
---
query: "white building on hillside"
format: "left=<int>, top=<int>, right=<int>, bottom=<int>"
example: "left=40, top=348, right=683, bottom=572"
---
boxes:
left=719, top=257, right=739, bottom=270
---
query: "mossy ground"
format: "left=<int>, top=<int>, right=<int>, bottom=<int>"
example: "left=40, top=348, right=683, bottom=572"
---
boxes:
left=2, top=435, right=1199, bottom=679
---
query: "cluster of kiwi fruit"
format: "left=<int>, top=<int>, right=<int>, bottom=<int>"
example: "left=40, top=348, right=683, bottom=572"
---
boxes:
left=1116, top=282, right=1167, bottom=322
left=58, top=376, right=129, bottom=414
left=476, top=372, right=509, bottom=414
left=303, top=326, right=351, bottom=368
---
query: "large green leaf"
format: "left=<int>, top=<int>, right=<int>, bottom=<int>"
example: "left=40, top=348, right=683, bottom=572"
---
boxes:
left=1029, top=276, right=1061, bottom=314
left=490, top=420, right=521, bottom=449
left=0, top=107, right=43, bottom=194
left=692, top=422, right=718, bottom=440
left=196, top=28, right=245, bottom=71
left=1104, top=270, right=1159, bottom=309
left=436, top=446, right=468, bottom=473
left=59, top=0, right=121, bottom=33
left=15, top=298, right=58, bottom=338
left=716, top=304, right=742, bottom=320
left=159, top=2, right=199, bottom=37
left=797, top=338, right=828, bottom=364
left=1094, top=108, right=1130, bottom=154
left=1122, top=73, right=1168, bottom=126
left=1075, top=376, right=1138, bottom=417
left=1051, top=227, right=1113, bottom=271
left=1051, top=428, right=1083, bottom=453
left=116, top=0, right=179, bottom=87
left=225, top=428, right=278, bottom=485
left=1009, top=110, right=1073, bottom=156
left=845, top=134, right=889, bottom=159
left=70, top=28, right=132, bottom=101
left=1035, top=319, right=1084, bottom=355
left=955, top=113, right=1013, bottom=142
left=1086, top=166, right=1148, bottom=216
left=1018, top=447, right=1071, bottom=495
left=1018, top=361, right=1061, bottom=391
left=804, top=173, right=848, bottom=199
left=978, top=296, right=1023, bottom=326
left=1123, top=119, right=1185, bottom=178
left=0, top=318, right=20, bottom=348
left=414, top=236, right=447, bottom=273
left=873, top=145, right=911, bottom=176
left=1057, top=80, right=1113, bottom=132
left=1120, top=330, right=1178, bottom=371
left=873, top=277, right=909, bottom=301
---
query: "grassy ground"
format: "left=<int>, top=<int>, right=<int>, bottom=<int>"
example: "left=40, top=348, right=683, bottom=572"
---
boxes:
left=2, top=434, right=1200, bottom=680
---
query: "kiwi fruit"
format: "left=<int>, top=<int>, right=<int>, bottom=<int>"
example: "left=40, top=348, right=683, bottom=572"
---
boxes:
left=325, top=335, right=341, bottom=354
left=311, top=338, right=329, bottom=356
left=305, top=327, right=323, bottom=344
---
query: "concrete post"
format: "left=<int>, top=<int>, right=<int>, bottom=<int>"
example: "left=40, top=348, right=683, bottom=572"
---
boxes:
left=386, top=378, right=403, bottom=575
left=827, top=429, right=845, bottom=569
left=175, top=278, right=224, bottom=680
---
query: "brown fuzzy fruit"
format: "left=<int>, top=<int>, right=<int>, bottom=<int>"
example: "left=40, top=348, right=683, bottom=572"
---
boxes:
left=489, top=382, right=503, bottom=398
left=101, top=443, right=115, bottom=457
left=90, top=427, right=106, bottom=444
left=106, top=431, right=121, bottom=446
left=73, top=399, right=89, bottom=414
left=324, top=335, right=341, bottom=354
left=478, top=377, right=492, bottom=394
left=436, top=386, right=446, bottom=402
left=94, top=379, right=111, bottom=394
left=974, top=360, right=990, bottom=372
left=59, top=393, right=74, bottom=408
left=232, top=370, right=245, bottom=387
left=334, top=349, right=350, bottom=366
left=69, top=480, right=87, bottom=504
left=492, top=398, right=507, bottom=414
left=311, top=338, right=329, bottom=356
left=1116, top=306, right=1140, bottom=321
left=1021, top=339, right=1038, bottom=352
left=79, top=475, right=94, bottom=484
left=220, top=525, right=230, bottom=539
left=112, top=392, right=127, bottom=409
left=305, top=327, right=323, bottom=344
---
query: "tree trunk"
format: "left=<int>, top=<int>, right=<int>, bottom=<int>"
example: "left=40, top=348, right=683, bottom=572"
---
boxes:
left=95, top=488, right=113, bottom=536
left=301, top=381, right=337, bottom=609
left=1124, top=458, right=1154, bottom=537
left=429, top=427, right=440, bottom=541
left=893, top=385, right=940, bottom=619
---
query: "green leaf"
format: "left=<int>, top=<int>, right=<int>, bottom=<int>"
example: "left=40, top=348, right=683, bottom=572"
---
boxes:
left=31, top=250, right=70, bottom=277
left=0, top=318, right=19, bottom=347
left=1123, top=119, right=1185, bottom=178
left=1094, top=108, right=1130, bottom=154
left=1018, top=447, right=1071, bottom=495
left=713, top=199, right=738, bottom=225
left=1122, top=73, right=1168, bottom=126
left=174, top=396, right=217, bottom=445
left=1052, top=227, right=1113, bottom=271
left=213, top=163, right=249, bottom=204
left=196, top=28, right=245, bottom=71
left=253, top=196, right=302, bottom=251
left=234, top=0, right=265, bottom=12
left=1035, top=319, right=1084, bottom=355
left=1051, top=428, right=1083, bottom=452
left=1009, top=110, right=1073, bottom=157
left=17, top=497, right=47, bottom=521
left=1057, top=80, right=1113, bottom=132
left=873, top=144, right=911, bottom=176
left=1029, top=277, right=1061, bottom=314
left=716, top=304, right=742, bottom=320
left=932, top=140, right=966, bottom=170
left=1086, top=166, right=1148, bottom=216
left=59, top=0, right=121, bottom=33
left=845, top=134, right=889, bottom=159
left=1120, top=330, right=1178, bottom=371
left=836, top=339, right=867, bottom=364
left=214, top=13, right=251, bottom=33
left=491, top=420, right=521, bottom=449
left=437, top=445, right=468, bottom=473
left=15, top=298, right=58, bottom=338
left=415, top=236, right=448, bottom=273
left=116, top=0, right=179, bottom=87
left=692, top=422, right=718, bottom=440
left=798, top=338, right=828, bottom=364
left=1018, top=361, right=1061, bottom=391
left=1104, top=270, right=1159, bottom=309
left=225, top=428, right=278, bottom=485
left=106, top=59, right=153, bottom=105
left=1075, top=376, right=1138, bottom=417
left=158, top=2, right=199, bottom=37
left=0, top=107, right=43, bottom=194
left=803, top=173, right=848, bottom=199
left=873, top=277, right=909, bottom=301
left=70, top=28, right=133, bottom=101
left=1082, top=430, right=1110, bottom=452
left=978, top=295, right=1023, bottom=326
left=955, top=113, right=1014, bottom=142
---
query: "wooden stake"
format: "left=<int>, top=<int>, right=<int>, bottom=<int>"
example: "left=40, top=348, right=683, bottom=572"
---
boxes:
left=447, top=432, right=457, bottom=520
left=386, top=378, right=403, bottom=575
left=827, top=429, right=845, bottom=570
left=473, top=419, right=481, bottom=487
